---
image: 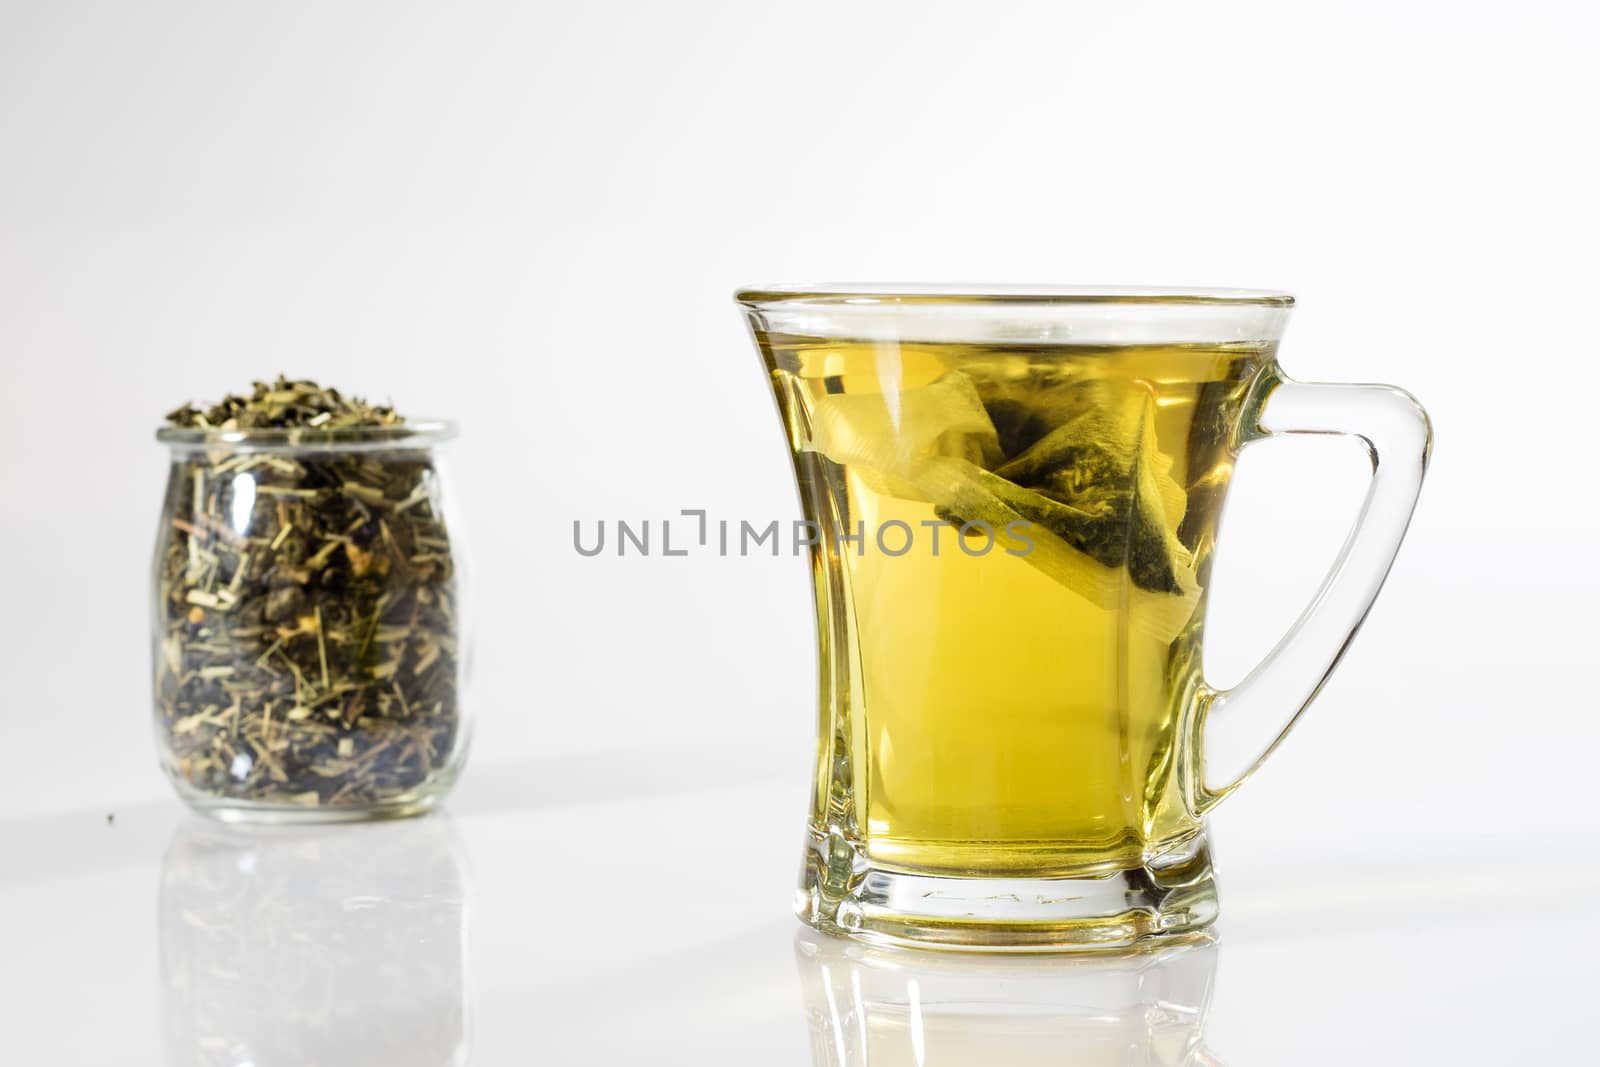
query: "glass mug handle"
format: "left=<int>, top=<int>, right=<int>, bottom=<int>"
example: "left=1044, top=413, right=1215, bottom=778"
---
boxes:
left=1195, top=371, right=1433, bottom=812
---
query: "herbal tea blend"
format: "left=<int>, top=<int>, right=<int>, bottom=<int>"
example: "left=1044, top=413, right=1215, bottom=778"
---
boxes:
left=153, top=377, right=464, bottom=817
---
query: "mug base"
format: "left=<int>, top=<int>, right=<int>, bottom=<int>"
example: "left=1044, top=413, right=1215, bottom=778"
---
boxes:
left=796, top=826, right=1219, bottom=953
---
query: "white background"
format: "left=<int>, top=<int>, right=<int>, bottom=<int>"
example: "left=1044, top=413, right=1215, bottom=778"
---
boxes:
left=1, top=1, right=1597, bottom=1061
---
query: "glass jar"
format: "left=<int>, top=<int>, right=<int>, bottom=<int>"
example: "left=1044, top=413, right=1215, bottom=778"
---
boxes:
left=151, top=420, right=470, bottom=821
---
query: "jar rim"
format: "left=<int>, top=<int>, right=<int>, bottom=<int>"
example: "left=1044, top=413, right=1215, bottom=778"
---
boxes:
left=155, top=418, right=458, bottom=453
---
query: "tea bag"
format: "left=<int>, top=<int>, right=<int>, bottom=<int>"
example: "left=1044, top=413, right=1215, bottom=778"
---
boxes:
left=804, top=371, right=1001, bottom=499
left=986, top=378, right=1193, bottom=596
left=804, top=371, right=1200, bottom=643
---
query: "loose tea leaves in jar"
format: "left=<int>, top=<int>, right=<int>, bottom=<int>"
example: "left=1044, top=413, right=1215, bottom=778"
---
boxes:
left=154, top=377, right=463, bottom=815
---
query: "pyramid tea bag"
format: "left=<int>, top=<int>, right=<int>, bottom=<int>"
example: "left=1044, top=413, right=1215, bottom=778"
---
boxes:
left=983, top=376, right=1195, bottom=595
left=804, top=369, right=1198, bottom=642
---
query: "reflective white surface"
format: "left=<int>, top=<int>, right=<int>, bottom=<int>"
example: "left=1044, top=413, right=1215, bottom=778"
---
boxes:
left=3, top=762, right=1596, bottom=1064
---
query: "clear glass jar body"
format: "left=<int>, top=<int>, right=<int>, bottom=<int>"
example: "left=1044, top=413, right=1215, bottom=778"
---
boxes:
left=150, top=422, right=470, bottom=822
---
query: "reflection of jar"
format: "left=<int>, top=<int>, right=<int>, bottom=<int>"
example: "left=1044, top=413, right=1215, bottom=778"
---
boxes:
left=160, top=816, right=471, bottom=1067
left=796, top=932, right=1221, bottom=1066
left=151, top=421, right=470, bottom=820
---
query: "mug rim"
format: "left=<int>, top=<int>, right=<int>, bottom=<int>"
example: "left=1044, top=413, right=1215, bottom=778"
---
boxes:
left=735, top=284, right=1294, bottom=308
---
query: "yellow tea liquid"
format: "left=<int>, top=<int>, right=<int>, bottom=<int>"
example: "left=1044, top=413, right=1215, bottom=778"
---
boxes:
left=758, top=332, right=1268, bottom=878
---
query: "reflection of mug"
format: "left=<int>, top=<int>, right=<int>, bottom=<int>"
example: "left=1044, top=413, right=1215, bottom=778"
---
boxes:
left=796, top=930, right=1221, bottom=1066
left=159, top=816, right=471, bottom=1067
left=741, top=286, right=1431, bottom=949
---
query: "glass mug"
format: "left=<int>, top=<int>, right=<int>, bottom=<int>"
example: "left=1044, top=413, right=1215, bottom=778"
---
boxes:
left=739, top=285, right=1431, bottom=950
